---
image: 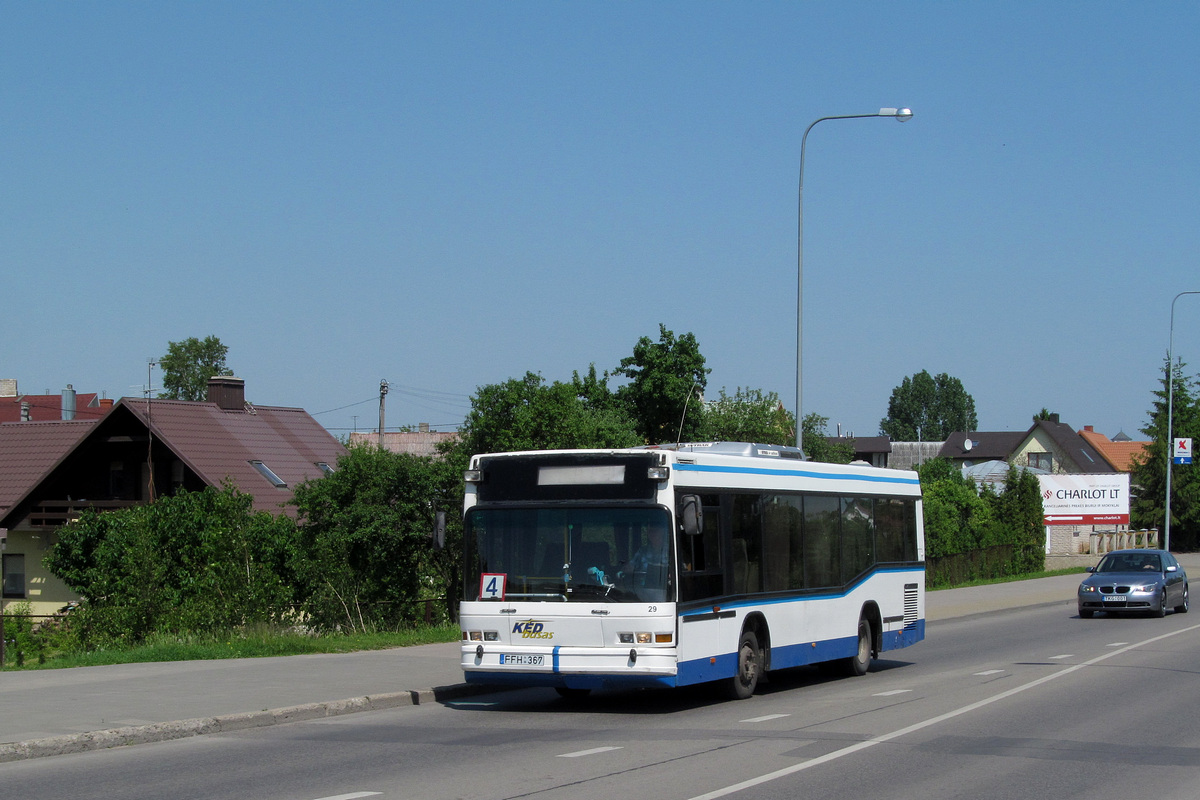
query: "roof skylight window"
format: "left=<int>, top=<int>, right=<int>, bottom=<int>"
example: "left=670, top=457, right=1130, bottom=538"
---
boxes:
left=249, top=460, right=287, bottom=488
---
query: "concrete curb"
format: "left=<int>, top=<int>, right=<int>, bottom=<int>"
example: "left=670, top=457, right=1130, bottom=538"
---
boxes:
left=0, top=684, right=491, bottom=763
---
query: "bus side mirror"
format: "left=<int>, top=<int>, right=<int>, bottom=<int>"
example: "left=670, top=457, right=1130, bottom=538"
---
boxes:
left=680, top=495, right=703, bottom=537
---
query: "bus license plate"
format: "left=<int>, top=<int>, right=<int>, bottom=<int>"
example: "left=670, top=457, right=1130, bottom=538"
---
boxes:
left=1104, top=595, right=1126, bottom=602
left=500, top=654, right=544, bottom=666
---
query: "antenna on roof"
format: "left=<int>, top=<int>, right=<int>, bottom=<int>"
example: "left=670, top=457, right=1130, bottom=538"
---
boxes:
left=676, top=382, right=700, bottom=446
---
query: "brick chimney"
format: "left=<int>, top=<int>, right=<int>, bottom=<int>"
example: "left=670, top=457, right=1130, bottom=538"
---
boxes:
left=206, top=376, right=246, bottom=411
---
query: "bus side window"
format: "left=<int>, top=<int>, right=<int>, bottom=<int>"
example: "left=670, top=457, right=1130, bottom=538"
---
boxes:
left=730, top=494, right=761, bottom=595
left=803, top=494, right=840, bottom=589
left=678, top=493, right=723, bottom=601
left=763, top=494, right=800, bottom=592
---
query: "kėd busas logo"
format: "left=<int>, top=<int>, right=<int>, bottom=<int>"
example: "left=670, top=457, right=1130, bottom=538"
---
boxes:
left=513, top=619, right=553, bottom=639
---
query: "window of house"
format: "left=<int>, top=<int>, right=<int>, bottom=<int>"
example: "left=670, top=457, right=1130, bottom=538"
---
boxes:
left=2, top=553, right=25, bottom=598
left=249, top=460, right=287, bottom=488
left=1028, top=452, right=1053, bottom=471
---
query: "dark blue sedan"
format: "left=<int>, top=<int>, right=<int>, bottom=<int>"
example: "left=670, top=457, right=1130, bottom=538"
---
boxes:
left=1078, top=549, right=1189, bottom=618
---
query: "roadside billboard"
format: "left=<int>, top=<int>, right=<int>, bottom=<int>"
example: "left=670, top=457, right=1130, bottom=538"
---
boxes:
left=1037, top=473, right=1130, bottom=526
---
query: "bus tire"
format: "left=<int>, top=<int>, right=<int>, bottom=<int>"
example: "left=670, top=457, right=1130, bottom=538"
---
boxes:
left=727, top=630, right=761, bottom=700
left=844, top=617, right=872, bottom=677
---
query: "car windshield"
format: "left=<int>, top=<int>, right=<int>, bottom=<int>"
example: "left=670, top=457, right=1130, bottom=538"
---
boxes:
left=465, top=505, right=673, bottom=603
left=1097, top=553, right=1162, bottom=573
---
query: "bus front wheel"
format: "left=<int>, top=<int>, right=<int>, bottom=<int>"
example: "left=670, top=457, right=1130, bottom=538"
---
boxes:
left=727, top=630, right=761, bottom=700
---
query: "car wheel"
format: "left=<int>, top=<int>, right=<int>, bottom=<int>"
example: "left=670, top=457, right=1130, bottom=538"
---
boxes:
left=727, top=630, right=761, bottom=700
left=1175, top=584, right=1189, bottom=614
left=1154, top=590, right=1168, bottom=618
left=1079, top=608, right=1094, bottom=619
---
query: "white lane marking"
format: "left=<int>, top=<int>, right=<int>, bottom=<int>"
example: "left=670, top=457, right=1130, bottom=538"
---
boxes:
left=872, top=690, right=912, bottom=697
left=688, top=622, right=1200, bottom=800
left=1049, top=654, right=1073, bottom=660
left=314, top=793, right=381, bottom=800
left=558, top=746, right=623, bottom=758
left=1107, top=642, right=1129, bottom=647
left=973, top=669, right=1004, bottom=676
left=740, top=714, right=790, bottom=723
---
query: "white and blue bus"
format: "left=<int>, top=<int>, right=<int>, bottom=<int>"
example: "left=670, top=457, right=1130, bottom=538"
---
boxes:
left=459, top=442, right=924, bottom=699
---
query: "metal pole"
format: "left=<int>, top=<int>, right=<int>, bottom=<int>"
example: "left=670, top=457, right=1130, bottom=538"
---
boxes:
left=796, top=108, right=912, bottom=453
left=378, top=379, right=389, bottom=450
left=1164, top=291, right=1200, bottom=552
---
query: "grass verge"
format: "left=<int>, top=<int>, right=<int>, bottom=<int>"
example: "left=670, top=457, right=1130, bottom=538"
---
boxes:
left=3, top=623, right=461, bottom=671
left=929, top=566, right=1088, bottom=591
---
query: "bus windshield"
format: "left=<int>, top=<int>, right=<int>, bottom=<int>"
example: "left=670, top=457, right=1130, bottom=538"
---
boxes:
left=465, top=506, right=672, bottom=603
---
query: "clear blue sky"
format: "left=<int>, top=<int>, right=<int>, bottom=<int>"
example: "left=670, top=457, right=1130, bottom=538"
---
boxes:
left=4, top=2, right=1199, bottom=442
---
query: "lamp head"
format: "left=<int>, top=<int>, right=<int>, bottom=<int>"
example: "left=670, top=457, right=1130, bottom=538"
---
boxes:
left=879, top=107, right=914, bottom=122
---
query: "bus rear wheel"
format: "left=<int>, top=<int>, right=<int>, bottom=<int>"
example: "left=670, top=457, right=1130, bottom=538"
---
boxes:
left=843, top=618, right=872, bottom=677
left=727, top=630, right=761, bottom=700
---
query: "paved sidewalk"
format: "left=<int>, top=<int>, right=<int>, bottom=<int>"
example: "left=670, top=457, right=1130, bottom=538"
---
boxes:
left=3, top=552, right=1195, bottom=762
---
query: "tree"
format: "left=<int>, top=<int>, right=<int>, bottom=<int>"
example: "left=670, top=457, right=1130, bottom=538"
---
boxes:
left=916, top=458, right=1045, bottom=584
left=159, top=335, right=232, bottom=401
left=801, top=412, right=854, bottom=464
left=880, top=370, right=978, bottom=441
left=613, top=324, right=710, bottom=444
left=1131, top=356, right=1200, bottom=550
left=452, top=372, right=641, bottom=461
left=985, top=464, right=1046, bottom=573
left=697, top=387, right=793, bottom=446
left=290, top=444, right=463, bottom=630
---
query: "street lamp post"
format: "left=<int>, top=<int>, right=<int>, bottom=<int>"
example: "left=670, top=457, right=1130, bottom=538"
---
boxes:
left=1164, top=290, right=1200, bottom=552
left=796, top=107, right=913, bottom=453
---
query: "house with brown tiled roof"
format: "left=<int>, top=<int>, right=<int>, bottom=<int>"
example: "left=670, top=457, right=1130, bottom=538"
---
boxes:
left=1077, top=425, right=1151, bottom=472
left=0, top=380, right=109, bottom=423
left=1, top=377, right=345, bottom=616
left=348, top=425, right=459, bottom=457
left=937, top=430, right=1027, bottom=467
left=1009, top=415, right=1116, bottom=475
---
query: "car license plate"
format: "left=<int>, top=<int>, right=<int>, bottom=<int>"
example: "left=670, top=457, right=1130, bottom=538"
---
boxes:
left=500, top=654, right=544, bottom=666
left=1104, top=595, right=1126, bottom=602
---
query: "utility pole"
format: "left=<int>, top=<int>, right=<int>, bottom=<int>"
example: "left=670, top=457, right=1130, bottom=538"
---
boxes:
left=146, top=359, right=157, bottom=502
left=378, top=379, right=389, bottom=449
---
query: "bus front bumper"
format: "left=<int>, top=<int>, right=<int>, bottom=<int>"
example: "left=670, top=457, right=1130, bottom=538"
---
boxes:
left=461, top=644, right=679, bottom=690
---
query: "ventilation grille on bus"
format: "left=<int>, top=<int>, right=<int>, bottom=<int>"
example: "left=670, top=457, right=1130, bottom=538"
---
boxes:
left=903, top=583, right=919, bottom=630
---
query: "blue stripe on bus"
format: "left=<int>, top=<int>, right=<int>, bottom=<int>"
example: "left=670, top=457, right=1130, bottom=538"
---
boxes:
left=678, top=565, right=924, bottom=618
left=674, top=462, right=921, bottom=485
left=675, top=619, right=927, bottom=685
left=464, top=671, right=678, bottom=690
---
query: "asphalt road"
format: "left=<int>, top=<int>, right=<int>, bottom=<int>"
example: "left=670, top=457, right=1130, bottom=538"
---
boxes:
left=2, top=598, right=1198, bottom=799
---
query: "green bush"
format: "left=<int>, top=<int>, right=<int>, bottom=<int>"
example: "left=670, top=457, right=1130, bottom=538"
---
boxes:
left=2, top=601, right=37, bottom=666
left=43, top=484, right=299, bottom=647
left=920, top=459, right=1045, bottom=582
left=290, top=444, right=462, bottom=633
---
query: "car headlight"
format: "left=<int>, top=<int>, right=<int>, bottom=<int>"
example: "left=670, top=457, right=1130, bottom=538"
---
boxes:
left=1133, top=584, right=1157, bottom=594
left=1080, top=585, right=1097, bottom=593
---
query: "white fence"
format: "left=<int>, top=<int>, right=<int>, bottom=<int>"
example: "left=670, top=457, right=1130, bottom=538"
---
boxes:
left=1086, top=529, right=1159, bottom=555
